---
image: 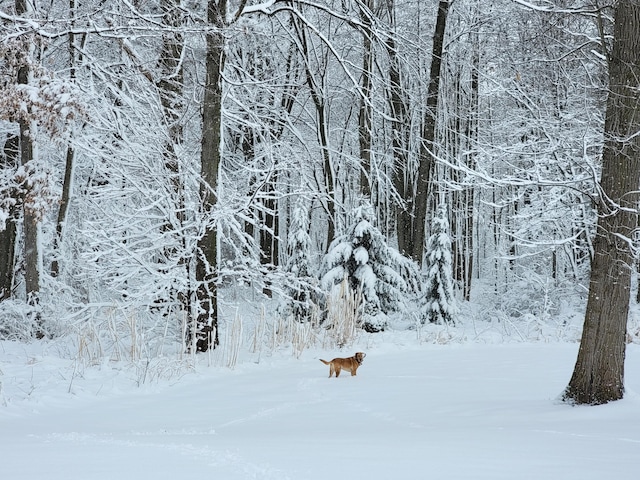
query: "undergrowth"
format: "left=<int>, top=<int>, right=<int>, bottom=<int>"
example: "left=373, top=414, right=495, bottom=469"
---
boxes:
left=5, top=280, right=640, bottom=388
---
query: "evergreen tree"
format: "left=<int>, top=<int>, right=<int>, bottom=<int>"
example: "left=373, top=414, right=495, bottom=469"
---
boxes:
left=321, top=203, right=420, bottom=332
left=421, top=203, right=457, bottom=325
left=282, top=199, right=316, bottom=322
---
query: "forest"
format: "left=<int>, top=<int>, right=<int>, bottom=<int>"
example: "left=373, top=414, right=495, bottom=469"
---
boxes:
left=1, top=0, right=639, bottom=405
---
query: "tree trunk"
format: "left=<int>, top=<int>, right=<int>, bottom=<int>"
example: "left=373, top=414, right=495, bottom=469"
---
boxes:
left=460, top=19, right=479, bottom=302
left=158, top=0, right=185, bottom=162
left=260, top=176, right=278, bottom=297
left=15, top=0, right=41, bottom=336
left=194, top=0, right=226, bottom=352
left=412, top=0, right=450, bottom=264
left=51, top=2, right=79, bottom=278
left=50, top=144, right=74, bottom=278
left=563, top=0, right=640, bottom=405
left=0, top=135, right=19, bottom=299
left=385, top=0, right=412, bottom=257
left=358, top=0, right=374, bottom=198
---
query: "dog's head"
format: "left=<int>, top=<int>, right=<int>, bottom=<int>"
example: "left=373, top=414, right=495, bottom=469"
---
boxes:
left=355, top=352, right=366, bottom=364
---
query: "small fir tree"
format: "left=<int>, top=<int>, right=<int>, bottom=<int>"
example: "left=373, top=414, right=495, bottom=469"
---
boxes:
left=281, top=199, right=316, bottom=322
left=321, top=203, right=420, bottom=332
left=421, top=203, right=458, bottom=325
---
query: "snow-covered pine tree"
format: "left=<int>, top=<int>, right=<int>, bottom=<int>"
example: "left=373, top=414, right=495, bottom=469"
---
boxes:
left=321, top=203, right=420, bottom=332
left=421, top=203, right=458, bottom=325
left=281, top=199, right=316, bottom=322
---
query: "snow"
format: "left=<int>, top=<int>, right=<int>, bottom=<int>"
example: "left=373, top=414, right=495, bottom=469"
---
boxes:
left=323, top=241, right=353, bottom=266
left=353, top=245, right=369, bottom=265
left=2, top=337, right=639, bottom=479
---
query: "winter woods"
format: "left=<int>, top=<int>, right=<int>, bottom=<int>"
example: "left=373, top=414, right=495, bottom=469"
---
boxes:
left=1, top=1, right=638, bottom=401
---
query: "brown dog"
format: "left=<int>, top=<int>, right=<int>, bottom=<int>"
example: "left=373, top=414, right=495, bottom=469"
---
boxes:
left=319, top=352, right=366, bottom=378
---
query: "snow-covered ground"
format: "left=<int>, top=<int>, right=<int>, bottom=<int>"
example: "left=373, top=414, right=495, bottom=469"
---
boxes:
left=1, top=337, right=639, bottom=479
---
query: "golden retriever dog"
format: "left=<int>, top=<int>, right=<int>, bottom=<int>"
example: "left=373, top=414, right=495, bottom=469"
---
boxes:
left=319, top=352, right=366, bottom=378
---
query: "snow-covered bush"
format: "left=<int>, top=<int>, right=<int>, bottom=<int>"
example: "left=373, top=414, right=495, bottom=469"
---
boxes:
left=0, top=298, right=43, bottom=341
left=421, top=203, right=458, bottom=325
left=321, top=203, right=421, bottom=332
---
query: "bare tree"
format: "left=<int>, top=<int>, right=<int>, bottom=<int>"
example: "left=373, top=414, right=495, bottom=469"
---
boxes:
left=385, top=0, right=412, bottom=257
left=289, top=10, right=337, bottom=247
left=51, top=0, right=83, bottom=279
left=194, top=0, right=227, bottom=351
left=411, top=0, right=450, bottom=264
left=358, top=0, right=374, bottom=198
left=563, top=0, right=640, bottom=405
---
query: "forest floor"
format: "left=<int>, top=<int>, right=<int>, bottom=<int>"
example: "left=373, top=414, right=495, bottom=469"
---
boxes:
left=1, top=333, right=639, bottom=479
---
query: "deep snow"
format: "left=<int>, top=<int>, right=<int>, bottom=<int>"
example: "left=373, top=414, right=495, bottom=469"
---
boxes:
left=1, top=338, right=639, bottom=479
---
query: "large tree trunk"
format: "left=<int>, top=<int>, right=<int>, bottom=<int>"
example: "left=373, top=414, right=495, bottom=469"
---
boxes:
left=563, top=0, right=640, bottom=405
left=411, top=0, right=450, bottom=264
left=16, top=0, right=41, bottom=336
left=194, top=0, right=226, bottom=352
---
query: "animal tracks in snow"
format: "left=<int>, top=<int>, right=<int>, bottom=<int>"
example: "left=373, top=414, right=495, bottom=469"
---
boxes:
left=34, top=431, right=291, bottom=479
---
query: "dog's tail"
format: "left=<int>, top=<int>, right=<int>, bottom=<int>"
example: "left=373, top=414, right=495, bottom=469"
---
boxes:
left=319, top=359, right=330, bottom=365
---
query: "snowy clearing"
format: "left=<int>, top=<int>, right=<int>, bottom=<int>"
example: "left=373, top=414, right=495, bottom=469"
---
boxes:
left=1, top=338, right=639, bottom=479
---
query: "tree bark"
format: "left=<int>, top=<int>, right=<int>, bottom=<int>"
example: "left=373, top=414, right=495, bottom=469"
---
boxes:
left=0, top=135, right=19, bottom=299
left=50, top=144, right=73, bottom=278
left=260, top=176, right=278, bottom=297
left=19, top=117, right=39, bottom=302
left=358, top=0, right=374, bottom=198
left=563, top=0, right=640, bottom=405
left=15, top=0, right=41, bottom=336
left=194, top=0, right=226, bottom=352
left=157, top=0, right=184, bottom=157
left=412, top=0, right=450, bottom=264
